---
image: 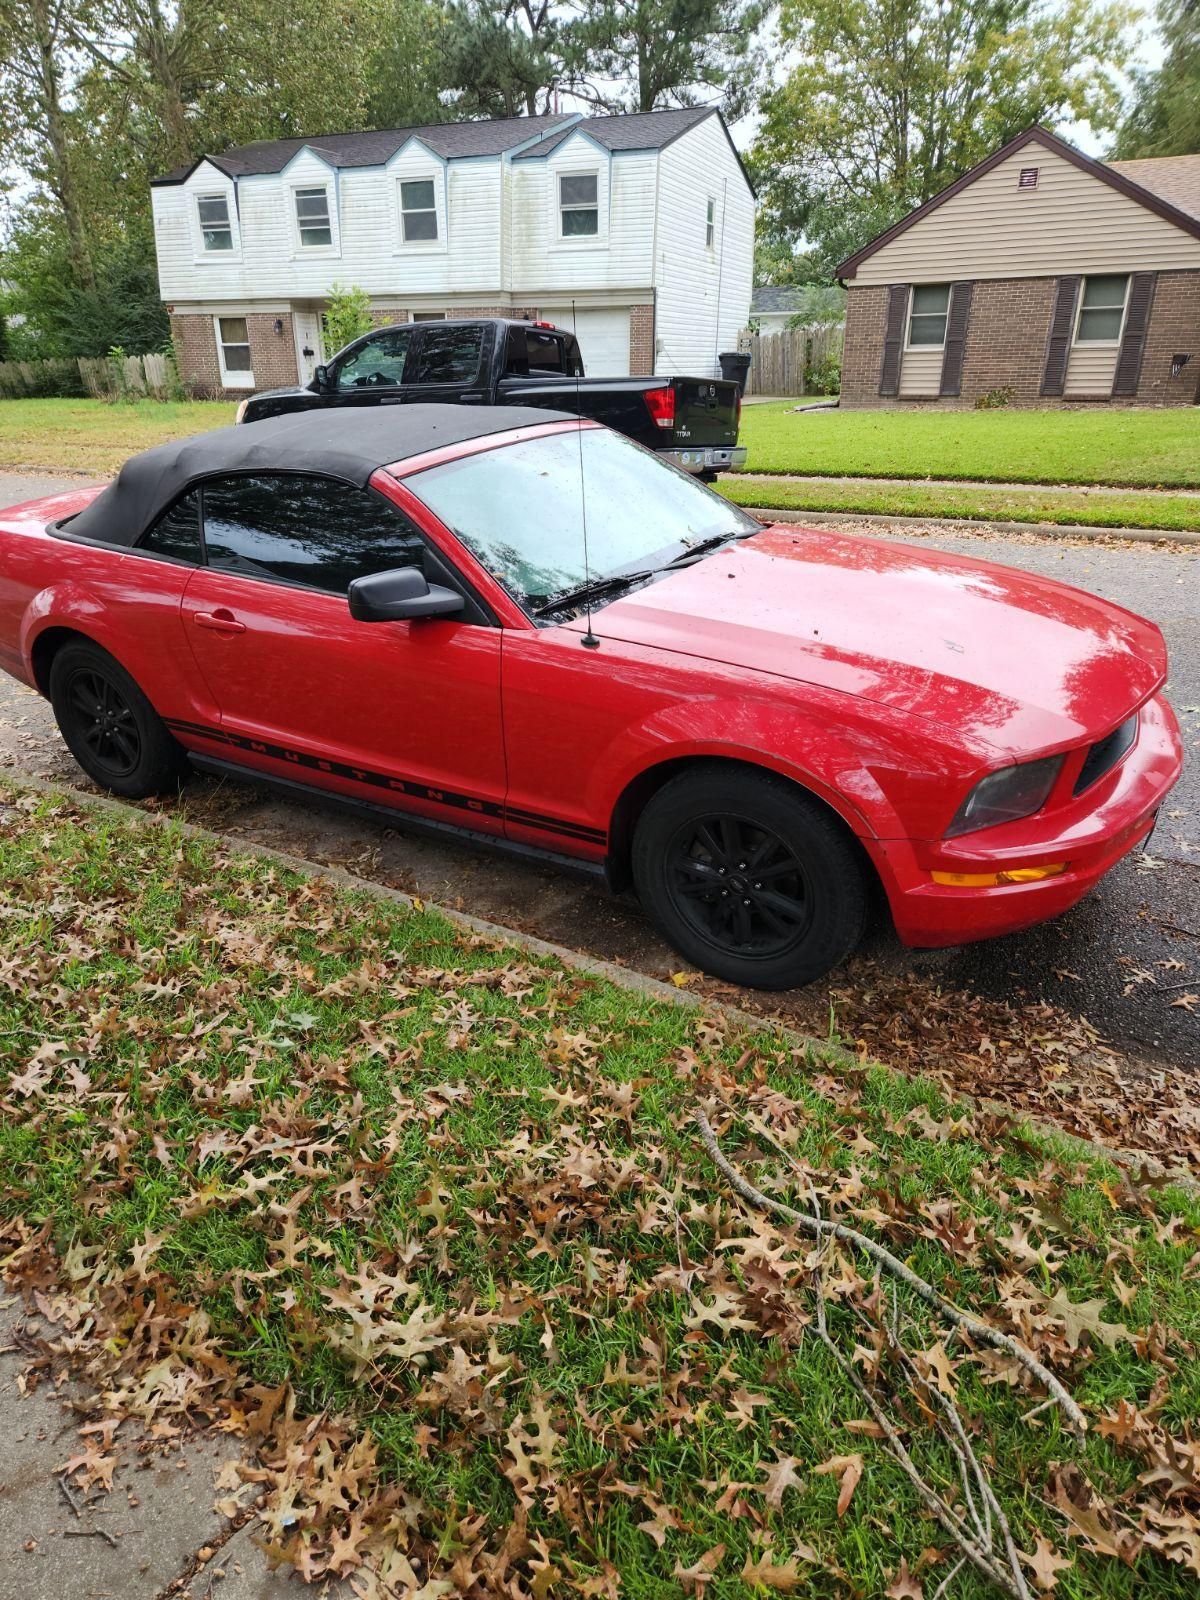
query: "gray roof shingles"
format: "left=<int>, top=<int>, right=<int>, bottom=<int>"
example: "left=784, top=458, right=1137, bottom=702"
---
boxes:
left=153, top=107, right=722, bottom=185
left=750, top=286, right=810, bottom=314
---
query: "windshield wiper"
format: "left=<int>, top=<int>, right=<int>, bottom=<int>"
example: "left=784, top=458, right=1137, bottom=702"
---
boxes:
left=532, top=568, right=658, bottom=618
left=662, top=528, right=756, bottom=569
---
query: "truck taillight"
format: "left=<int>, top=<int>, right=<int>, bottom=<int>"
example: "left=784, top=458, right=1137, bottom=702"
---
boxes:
left=644, top=384, right=675, bottom=431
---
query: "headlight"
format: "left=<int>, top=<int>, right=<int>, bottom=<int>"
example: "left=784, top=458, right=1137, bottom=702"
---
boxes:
left=234, top=398, right=249, bottom=424
left=945, top=755, right=1064, bottom=838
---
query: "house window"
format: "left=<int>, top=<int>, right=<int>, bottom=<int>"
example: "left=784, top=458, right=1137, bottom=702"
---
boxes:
left=908, top=284, right=951, bottom=347
left=214, top=316, right=254, bottom=388
left=1075, top=275, right=1129, bottom=342
left=559, top=173, right=598, bottom=238
left=705, top=197, right=716, bottom=249
left=400, top=179, right=438, bottom=242
left=197, top=194, right=233, bottom=252
left=294, top=186, right=332, bottom=248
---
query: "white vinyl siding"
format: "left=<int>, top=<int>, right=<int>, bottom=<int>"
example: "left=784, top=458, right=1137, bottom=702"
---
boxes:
left=214, top=316, right=254, bottom=387
left=652, top=114, right=753, bottom=376
left=899, top=349, right=943, bottom=396
left=852, top=144, right=1200, bottom=285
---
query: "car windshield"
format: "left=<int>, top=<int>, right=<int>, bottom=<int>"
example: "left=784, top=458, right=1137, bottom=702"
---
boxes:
left=408, top=427, right=758, bottom=615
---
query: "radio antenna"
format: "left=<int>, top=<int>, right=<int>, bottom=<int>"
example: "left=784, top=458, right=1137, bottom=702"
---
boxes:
left=573, top=297, right=599, bottom=650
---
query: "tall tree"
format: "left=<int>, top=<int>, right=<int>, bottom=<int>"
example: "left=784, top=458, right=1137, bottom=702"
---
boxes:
left=1113, top=0, right=1200, bottom=155
left=438, top=0, right=559, bottom=117
left=367, top=0, right=457, bottom=127
left=753, top=0, right=1135, bottom=277
left=0, top=0, right=98, bottom=290
left=560, top=0, right=762, bottom=113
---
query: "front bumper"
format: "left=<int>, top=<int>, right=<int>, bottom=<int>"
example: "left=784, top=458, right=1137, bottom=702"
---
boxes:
left=660, top=445, right=747, bottom=475
left=872, top=693, right=1183, bottom=948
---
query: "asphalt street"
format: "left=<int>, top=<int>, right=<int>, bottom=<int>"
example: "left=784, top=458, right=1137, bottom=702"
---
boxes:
left=0, top=470, right=1196, bottom=1070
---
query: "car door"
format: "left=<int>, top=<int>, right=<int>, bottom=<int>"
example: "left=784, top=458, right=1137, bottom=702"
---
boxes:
left=177, top=471, right=507, bottom=835
left=328, top=326, right=416, bottom=409
left=404, top=322, right=489, bottom=405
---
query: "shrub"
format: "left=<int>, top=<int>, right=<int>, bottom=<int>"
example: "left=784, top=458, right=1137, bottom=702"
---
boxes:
left=322, top=285, right=373, bottom=359
left=975, top=386, right=1016, bottom=410
left=805, top=354, right=842, bottom=395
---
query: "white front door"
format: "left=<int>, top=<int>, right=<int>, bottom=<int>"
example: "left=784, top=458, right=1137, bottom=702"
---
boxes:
left=293, top=309, right=325, bottom=384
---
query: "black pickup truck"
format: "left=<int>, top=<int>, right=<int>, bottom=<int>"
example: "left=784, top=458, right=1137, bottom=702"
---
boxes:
left=235, top=317, right=746, bottom=479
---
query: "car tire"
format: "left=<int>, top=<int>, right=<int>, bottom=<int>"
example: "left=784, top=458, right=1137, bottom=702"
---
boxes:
left=49, top=640, right=185, bottom=799
left=631, top=766, right=867, bottom=989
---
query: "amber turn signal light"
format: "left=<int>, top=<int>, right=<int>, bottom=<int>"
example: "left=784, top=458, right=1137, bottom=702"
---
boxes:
left=931, top=863, right=1069, bottom=887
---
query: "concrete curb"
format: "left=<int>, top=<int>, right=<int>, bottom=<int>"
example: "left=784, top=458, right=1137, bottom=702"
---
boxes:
left=738, top=504, right=1200, bottom=546
left=4, top=768, right=1195, bottom=1191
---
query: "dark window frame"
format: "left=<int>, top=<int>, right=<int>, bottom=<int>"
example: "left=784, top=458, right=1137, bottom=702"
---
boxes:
left=156, top=469, right=498, bottom=626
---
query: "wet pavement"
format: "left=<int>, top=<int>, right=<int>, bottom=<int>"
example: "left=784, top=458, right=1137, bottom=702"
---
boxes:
left=1, top=472, right=1195, bottom=1076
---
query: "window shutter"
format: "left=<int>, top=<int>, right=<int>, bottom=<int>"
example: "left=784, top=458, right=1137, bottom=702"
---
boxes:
left=1112, top=273, right=1157, bottom=397
left=879, top=285, right=909, bottom=397
left=1040, top=276, right=1080, bottom=397
left=939, top=281, right=974, bottom=397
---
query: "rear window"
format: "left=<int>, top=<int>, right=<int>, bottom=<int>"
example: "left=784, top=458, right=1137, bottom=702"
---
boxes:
left=413, top=324, right=484, bottom=385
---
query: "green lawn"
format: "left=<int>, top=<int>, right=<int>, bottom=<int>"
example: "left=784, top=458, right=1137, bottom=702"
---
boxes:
left=2, top=788, right=1199, bottom=1596
left=739, top=403, right=1200, bottom=488
left=0, top=397, right=234, bottom=473
left=723, top=473, right=1200, bottom=534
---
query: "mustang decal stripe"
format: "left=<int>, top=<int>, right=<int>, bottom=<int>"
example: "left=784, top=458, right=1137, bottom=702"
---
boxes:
left=163, top=718, right=608, bottom=846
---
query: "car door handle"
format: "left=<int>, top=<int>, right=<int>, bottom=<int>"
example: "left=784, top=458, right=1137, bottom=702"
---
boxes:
left=192, top=609, right=245, bottom=635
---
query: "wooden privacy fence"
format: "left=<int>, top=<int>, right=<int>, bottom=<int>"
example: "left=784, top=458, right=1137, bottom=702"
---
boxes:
left=0, top=351, right=175, bottom=401
left=737, top=322, right=844, bottom=397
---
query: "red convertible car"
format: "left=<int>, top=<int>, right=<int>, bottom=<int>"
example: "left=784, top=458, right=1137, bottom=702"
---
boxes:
left=0, top=406, right=1182, bottom=988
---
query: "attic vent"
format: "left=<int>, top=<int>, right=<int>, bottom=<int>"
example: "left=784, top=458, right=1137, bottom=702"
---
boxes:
left=1018, top=167, right=1039, bottom=190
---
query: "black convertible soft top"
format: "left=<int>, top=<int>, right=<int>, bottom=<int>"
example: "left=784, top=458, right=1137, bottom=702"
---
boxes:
left=64, top=403, right=573, bottom=548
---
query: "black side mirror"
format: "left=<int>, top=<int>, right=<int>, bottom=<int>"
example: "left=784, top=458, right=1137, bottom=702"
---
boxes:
left=312, top=364, right=330, bottom=393
left=348, top=566, right=464, bottom=623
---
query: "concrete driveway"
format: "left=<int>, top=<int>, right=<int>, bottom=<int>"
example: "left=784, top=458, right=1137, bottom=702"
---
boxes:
left=1, top=470, right=1195, bottom=1080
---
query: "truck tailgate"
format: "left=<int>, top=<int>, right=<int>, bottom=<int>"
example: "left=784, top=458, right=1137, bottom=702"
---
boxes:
left=670, top=379, right=740, bottom=447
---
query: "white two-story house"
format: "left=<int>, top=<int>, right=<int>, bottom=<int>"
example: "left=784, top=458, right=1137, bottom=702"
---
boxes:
left=150, top=107, right=754, bottom=395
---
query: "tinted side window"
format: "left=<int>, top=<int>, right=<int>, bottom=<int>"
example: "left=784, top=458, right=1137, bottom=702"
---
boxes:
left=335, top=328, right=414, bottom=390
left=413, top=324, right=484, bottom=385
left=201, top=474, right=427, bottom=593
left=140, top=490, right=202, bottom=563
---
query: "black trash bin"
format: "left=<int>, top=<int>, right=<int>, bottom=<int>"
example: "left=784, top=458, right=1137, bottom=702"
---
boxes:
left=718, top=350, right=752, bottom=395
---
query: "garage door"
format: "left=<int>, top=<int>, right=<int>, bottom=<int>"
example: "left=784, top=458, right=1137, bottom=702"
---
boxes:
left=541, top=308, right=630, bottom=377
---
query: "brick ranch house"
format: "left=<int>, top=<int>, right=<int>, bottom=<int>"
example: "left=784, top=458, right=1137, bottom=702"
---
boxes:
left=838, top=125, right=1200, bottom=407
left=150, top=107, right=754, bottom=397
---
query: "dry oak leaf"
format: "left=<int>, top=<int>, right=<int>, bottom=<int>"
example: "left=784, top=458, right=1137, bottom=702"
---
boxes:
left=758, top=1453, right=805, bottom=1509
left=673, top=1543, right=726, bottom=1594
left=885, top=1557, right=924, bottom=1598
left=814, top=1452, right=864, bottom=1518
left=1039, top=1288, right=1132, bottom=1351
left=1023, top=1535, right=1074, bottom=1592
left=740, top=1548, right=812, bottom=1591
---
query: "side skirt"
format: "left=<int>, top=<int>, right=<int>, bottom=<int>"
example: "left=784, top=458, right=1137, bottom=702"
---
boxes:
left=186, top=753, right=610, bottom=883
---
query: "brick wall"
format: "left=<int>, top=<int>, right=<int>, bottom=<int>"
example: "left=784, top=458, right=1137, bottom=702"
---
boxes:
left=841, top=270, right=1200, bottom=407
left=1137, top=270, right=1200, bottom=404
left=629, top=304, right=654, bottom=374
left=840, top=285, right=890, bottom=404
left=170, top=311, right=297, bottom=397
left=245, top=313, right=298, bottom=389
left=958, top=278, right=1058, bottom=406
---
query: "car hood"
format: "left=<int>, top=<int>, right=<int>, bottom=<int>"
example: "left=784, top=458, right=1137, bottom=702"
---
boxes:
left=573, top=525, right=1166, bottom=757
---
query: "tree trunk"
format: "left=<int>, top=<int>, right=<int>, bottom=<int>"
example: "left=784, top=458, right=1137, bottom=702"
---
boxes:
left=30, top=0, right=96, bottom=293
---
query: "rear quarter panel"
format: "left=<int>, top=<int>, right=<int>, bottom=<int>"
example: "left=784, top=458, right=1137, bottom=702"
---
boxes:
left=0, top=493, right=204, bottom=721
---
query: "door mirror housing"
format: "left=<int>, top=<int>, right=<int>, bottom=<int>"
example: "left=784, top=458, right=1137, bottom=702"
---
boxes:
left=312, top=364, right=330, bottom=393
left=348, top=565, right=465, bottom=623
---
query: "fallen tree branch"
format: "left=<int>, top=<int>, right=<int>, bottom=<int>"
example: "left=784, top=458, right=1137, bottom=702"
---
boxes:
left=694, top=1106, right=1087, bottom=1444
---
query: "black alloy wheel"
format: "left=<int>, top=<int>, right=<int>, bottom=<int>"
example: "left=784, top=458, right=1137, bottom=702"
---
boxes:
left=63, top=666, right=142, bottom=780
left=49, top=640, right=185, bottom=798
left=665, top=812, right=814, bottom=959
left=632, top=766, right=867, bottom=989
